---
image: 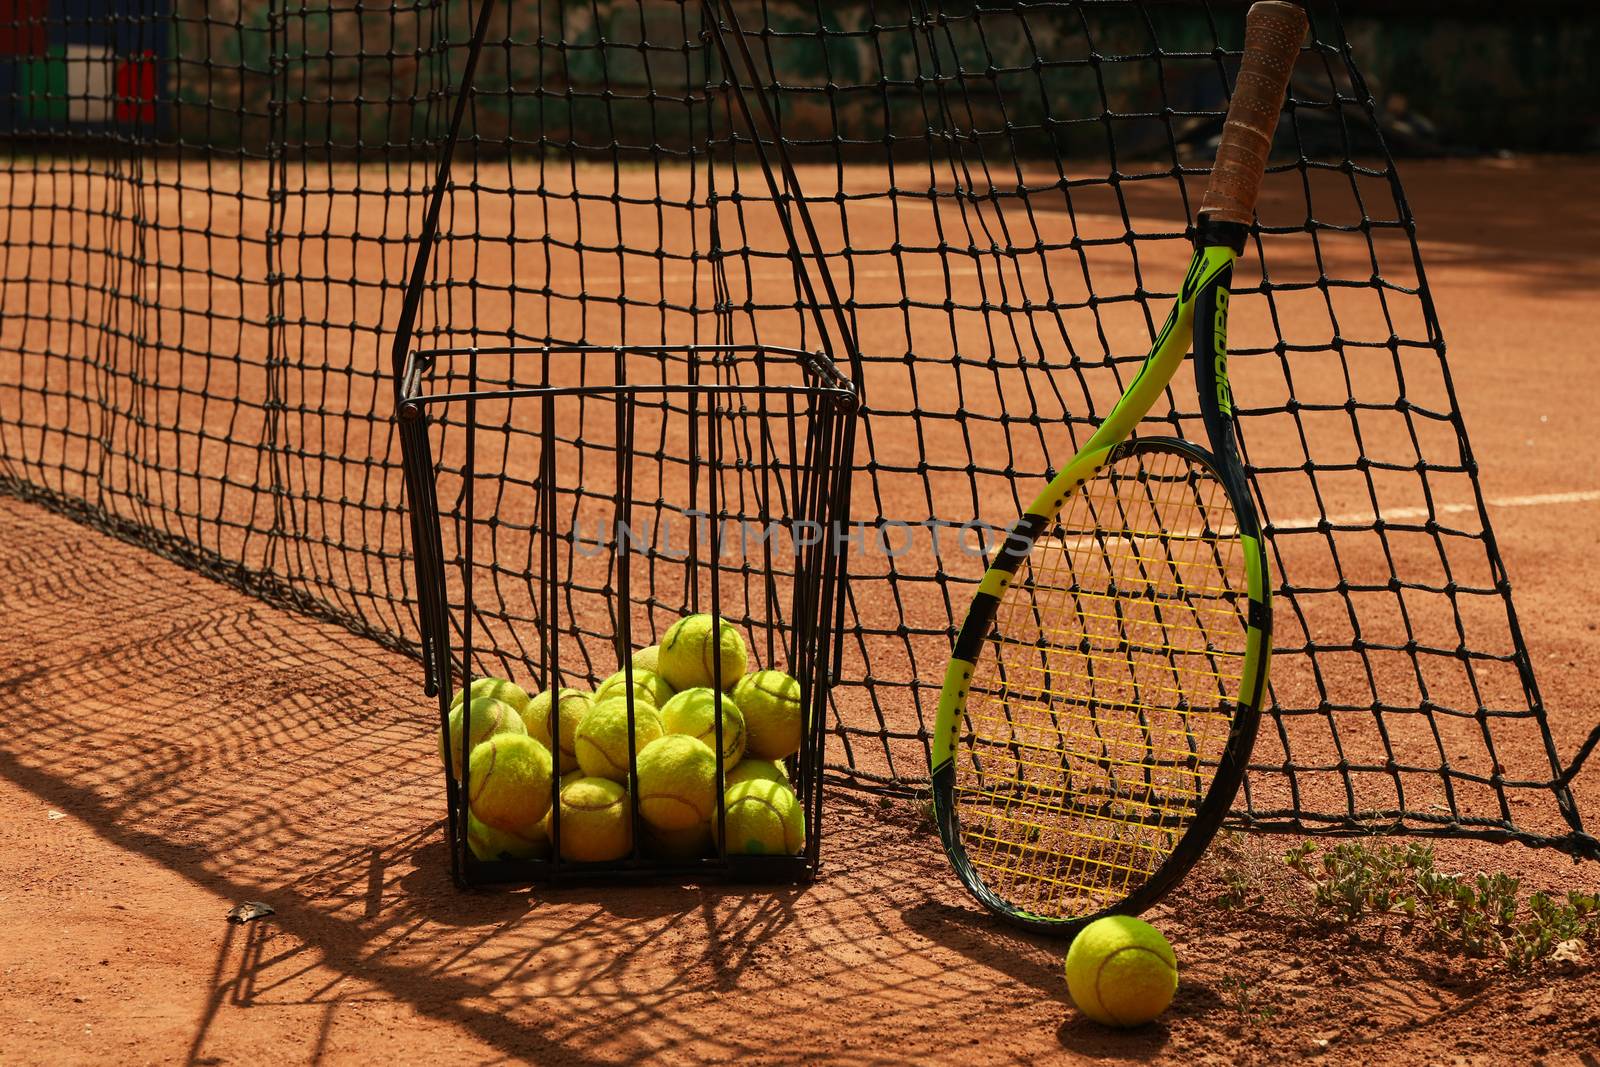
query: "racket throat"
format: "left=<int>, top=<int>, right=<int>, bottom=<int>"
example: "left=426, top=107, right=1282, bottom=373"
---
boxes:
left=1195, top=216, right=1250, bottom=255
left=1190, top=262, right=1249, bottom=476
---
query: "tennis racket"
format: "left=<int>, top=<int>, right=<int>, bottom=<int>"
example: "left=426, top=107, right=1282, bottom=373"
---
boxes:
left=930, top=1, right=1306, bottom=935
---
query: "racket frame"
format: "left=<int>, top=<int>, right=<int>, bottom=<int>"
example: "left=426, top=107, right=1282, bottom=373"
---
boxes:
left=931, top=225, right=1273, bottom=934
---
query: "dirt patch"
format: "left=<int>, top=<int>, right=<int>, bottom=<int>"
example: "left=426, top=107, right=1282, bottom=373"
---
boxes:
left=1, top=495, right=1596, bottom=1065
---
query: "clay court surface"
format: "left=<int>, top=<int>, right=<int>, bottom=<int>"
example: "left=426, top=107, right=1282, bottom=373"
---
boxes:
left=1, top=158, right=1597, bottom=1064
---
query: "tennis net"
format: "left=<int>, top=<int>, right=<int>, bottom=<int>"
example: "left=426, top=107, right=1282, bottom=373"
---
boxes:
left=0, top=0, right=1593, bottom=858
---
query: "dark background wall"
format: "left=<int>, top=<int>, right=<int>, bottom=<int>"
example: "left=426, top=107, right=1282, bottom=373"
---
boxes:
left=3, top=1, right=1596, bottom=154
left=1339, top=1, right=1600, bottom=152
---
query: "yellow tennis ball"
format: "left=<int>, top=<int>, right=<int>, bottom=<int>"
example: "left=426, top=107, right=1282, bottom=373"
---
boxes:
left=658, top=613, right=749, bottom=691
left=470, top=771, right=585, bottom=863
left=634, top=735, right=718, bottom=831
left=725, top=758, right=789, bottom=788
left=716, top=778, right=805, bottom=855
left=644, top=819, right=713, bottom=862
left=574, top=697, right=663, bottom=781
left=524, top=687, right=591, bottom=773
left=440, top=696, right=527, bottom=781
left=467, top=733, right=554, bottom=834
left=731, top=669, right=803, bottom=760
left=449, top=676, right=532, bottom=717
left=594, top=667, right=675, bottom=711
left=527, top=768, right=585, bottom=845
left=631, top=644, right=662, bottom=674
left=467, top=810, right=548, bottom=861
left=555, top=776, right=632, bottom=862
left=1063, top=916, right=1178, bottom=1027
left=658, top=687, right=747, bottom=767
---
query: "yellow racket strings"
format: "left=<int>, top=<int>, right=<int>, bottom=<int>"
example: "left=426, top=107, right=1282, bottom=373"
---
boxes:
left=955, top=447, right=1250, bottom=919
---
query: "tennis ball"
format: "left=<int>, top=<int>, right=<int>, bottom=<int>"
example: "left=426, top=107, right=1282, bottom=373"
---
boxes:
left=529, top=768, right=584, bottom=842
left=594, top=667, right=675, bottom=711
left=725, top=758, right=790, bottom=788
left=467, top=733, right=554, bottom=833
left=467, top=810, right=548, bottom=861
left=658, top=686, right=747, bottom=767
left=658, top=613, right=748, bottom=692
left=631, top=644, right=662, bottom=674
left=449, top=676, right=532, bottom=717
left=524, top=687, right=591, bottom=773
left=731, top=669, right=803, bottom=760
left=716, top=778, right=806, bottom=855
left=644, top=820, right=713, bottom=862
left=634, top=735, right=719, bottom=831
left=440, top=696, right=527, bottom=781
left=555, top=776, right=632, bottom=862
left=574, top=697, right=663, bottom=781
left=1063, top=915, right=1178, bottom=1027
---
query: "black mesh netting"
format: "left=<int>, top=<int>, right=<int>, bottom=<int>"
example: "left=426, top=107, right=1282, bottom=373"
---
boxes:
left=0, top=0, right=1594, bottom=857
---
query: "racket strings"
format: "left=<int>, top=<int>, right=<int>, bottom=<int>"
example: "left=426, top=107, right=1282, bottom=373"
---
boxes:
left=955, top=445, right=1250, bottom=919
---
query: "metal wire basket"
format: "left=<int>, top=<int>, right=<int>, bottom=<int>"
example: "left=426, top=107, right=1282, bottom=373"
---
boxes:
left=398, top=341, right=857, bottom=886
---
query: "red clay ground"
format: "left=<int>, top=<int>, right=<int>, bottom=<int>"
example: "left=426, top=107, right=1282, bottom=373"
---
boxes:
left=1, top=158, right=1597, bottom=1065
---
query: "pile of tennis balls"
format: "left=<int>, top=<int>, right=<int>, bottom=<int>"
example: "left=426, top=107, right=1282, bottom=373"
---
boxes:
left=439, top=613, right=809, bottom=865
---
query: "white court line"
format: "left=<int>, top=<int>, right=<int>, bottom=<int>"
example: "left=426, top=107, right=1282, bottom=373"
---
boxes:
left=1031, top=489, right=1599, bottom=554
left=1276, top=489, right=1600, bottom=531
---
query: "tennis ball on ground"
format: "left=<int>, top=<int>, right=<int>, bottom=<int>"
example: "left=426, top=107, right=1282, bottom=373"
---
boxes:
left=644, top=820, right=713, bottom=862
left=574, top=697, right=664, bottom=781
left=467, top=733, right=554, bottom=833
left=634, top=735, right=719, bottom=831
left=631, top=644, right=662, bottom=674
left=731, top=669, right=803, bottom=760
left=467, top=810, right=548, bottom=861
left=449, top=676, right=532, bottom=717
left=658, top=613, right=749, bottom=692
left=716, top=778, right=806, bottom=855
left=725, top=758, right=790, bottom=788
left=524, top=687, right=591, bottom=773
left=440, top=697, right=527, bottom=781
left=1063, top=915, right=1178, bottom=1027
left=659, top=687, right=747, bottom=767
left=594, top=667, right=675, bottom=711
left=555, top=776, right=632, bottom=862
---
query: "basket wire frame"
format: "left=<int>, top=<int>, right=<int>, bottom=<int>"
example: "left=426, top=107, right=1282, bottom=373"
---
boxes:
left=399, top=342, right=857, bottom=884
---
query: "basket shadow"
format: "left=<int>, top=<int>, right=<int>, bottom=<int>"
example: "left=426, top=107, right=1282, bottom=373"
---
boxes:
left=0, top=497, right=1041, bottom=1065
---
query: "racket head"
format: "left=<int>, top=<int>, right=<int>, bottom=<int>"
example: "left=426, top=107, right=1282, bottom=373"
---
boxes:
left=932, top=436, right=1270, bottom=934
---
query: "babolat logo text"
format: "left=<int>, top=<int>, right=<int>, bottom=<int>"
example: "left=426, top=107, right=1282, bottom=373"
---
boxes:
left=1213, top=288, right=1233, bottom=415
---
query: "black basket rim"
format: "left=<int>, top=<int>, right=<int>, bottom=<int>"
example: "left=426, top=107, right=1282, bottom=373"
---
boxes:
left=405, top=341, right=853, bottom=396
left=401, top=379, right=857, bottom=417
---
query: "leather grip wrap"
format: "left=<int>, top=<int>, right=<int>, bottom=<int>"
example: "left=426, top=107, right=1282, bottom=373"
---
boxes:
left=1198, top=2, right=1307, bottom=226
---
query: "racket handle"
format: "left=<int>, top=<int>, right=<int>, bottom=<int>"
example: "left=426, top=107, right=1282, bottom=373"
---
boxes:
left=1198, top=2, right=1308, bottom=226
